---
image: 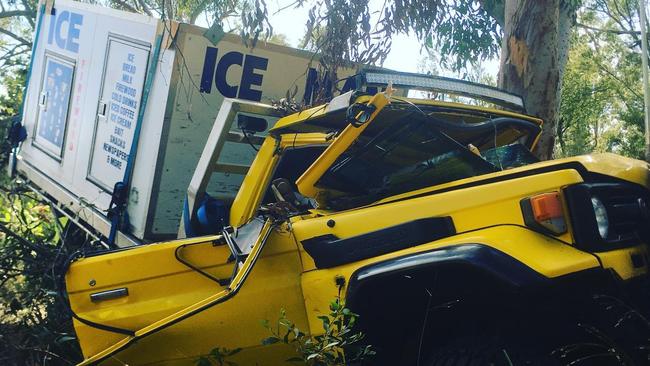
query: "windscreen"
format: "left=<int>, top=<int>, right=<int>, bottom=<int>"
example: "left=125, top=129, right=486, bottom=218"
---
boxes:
left=301, top=102, right=542, bottom=209
left=315, top=111, right=500, bottom=208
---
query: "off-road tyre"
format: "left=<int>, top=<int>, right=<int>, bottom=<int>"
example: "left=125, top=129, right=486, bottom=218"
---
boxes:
left=424, top=295, right=650, bottom=366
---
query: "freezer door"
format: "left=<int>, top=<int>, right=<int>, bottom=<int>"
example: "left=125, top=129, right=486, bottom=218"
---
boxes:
left=32, top=52, right=76, bottom=160
left=88, top=34, right=150, bottom=191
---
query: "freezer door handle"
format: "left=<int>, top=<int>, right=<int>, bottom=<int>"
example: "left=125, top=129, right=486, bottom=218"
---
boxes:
left=90, top=287, right=129, bottom=302
left=39, top=92, right=47, bottom=111
left=97, top=100, right=108, bottom=119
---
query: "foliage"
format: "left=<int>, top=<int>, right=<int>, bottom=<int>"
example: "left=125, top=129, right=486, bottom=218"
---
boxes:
left=0, top=0, right=36, bottom=83
left=418, top=48, right=496, bottom=101
left=0, top=1, right=88, bottom=363
left=261, top=299, right=375, bottom=366
left=196, top=347, right=242, bottom=366
left=0, top=0, right=648, bottom=362
left=556, top=0, right=647, bottom=159
left=198, top=292, right=374, bottom=366
left=0, top=1, right=89, bottom=363
left=279, top=0, right=503, bottom=97
left=0, top=22, right=86, bottom=361
left=0, top=182, right=87, bottom=365
left=103, top=0, right=272, bottom=45
left=0, top=0, right=274, bottom=364
left=298, top=0, right=500, bottom=70
left=0, top=64, right=26, bottom=168
left=557, top=32, right=613, bottom=157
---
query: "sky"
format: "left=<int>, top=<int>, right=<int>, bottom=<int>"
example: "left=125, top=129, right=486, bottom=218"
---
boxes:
left=258, top=0, right=501, bottom=79
left=194, top=0, right=503, bottom=80
left=264, top=1, right=422, bottom=72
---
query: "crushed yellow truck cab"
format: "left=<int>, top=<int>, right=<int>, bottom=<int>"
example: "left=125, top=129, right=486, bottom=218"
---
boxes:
left=65, top=72, right=650, bottom=365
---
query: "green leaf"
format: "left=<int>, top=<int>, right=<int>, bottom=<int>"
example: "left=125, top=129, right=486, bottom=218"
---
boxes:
left=55, top=335, right=76, bottom=344
left=261, top=336, right=280, bottom=345
left=329, top=300, right=340, bottom=311
left=196, top=357, right=212, bottom=366
left=323, top=341, right=339, bottom=349
left=317, top=315, right=330, bottom=324
left=425, top=34, right=434, bottom=49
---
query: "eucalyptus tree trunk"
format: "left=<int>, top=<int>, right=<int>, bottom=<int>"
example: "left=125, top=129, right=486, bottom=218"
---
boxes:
left=498, top=0, right=573, bottom=160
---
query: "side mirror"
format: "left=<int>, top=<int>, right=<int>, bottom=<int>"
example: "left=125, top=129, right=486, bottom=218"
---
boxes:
left=237, top=114, right=268, bottom=134
left=346, top=103, right=377, bottom=127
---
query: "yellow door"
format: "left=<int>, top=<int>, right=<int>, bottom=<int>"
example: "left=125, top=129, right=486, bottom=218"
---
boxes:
left=67, top=218, right=309, bottom=365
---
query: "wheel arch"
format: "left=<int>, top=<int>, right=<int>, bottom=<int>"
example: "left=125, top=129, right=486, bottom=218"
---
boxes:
left=343, top=243, right=607, bottom=365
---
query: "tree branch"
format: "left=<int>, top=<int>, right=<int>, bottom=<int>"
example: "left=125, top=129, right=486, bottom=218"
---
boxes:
left=0, top=9, right=35, bottom=20
left=582, top=25, right=645, bottom=99
left=576, top=22, right=640, bottom=35
left=0, top=47, right=30, bottom=68
left=109, top=0, right=139, bottom=14
left=19, top=0, right=35, bottom=28
left=0, top=26, right=31, bottom=46
left=135, top=0, right=153, bottom=16
left=478, top=0, right=505, bottom=28
left=189, top=0, right=212, bottom=24
left=0, top=221, right=48, bottom=256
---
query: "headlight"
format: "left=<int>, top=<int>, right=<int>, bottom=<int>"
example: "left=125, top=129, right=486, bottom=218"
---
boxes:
left=591, top=196, right=609, bottom=239
left=564, top=182, right=646, bottom=252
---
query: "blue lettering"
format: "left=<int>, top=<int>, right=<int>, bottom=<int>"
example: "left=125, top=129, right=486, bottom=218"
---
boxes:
left=48, top=9, right=56, bottom=45
left=109, top=157, right=122, bottom=169
left=67, top=12, right=82, bottom=52
left=115, top=83, right=136, bottom=97
left=111, top=92, right=121, bottom=103
left=110, top=134, right=126, bottom=149
left=122, top=63, right=136, bottom=74
left=239, top=54, right=267, bottom=101
left=200, top=47, right=269, bottom=101
left=47, top=9, right=83, bottom=53
left=54, top=11, right=69, bottom=50
left=115, top=115, right=132, bottom=129
left=199, top=47, right=218, bottom=93
left=215, top=51, right=243, bottom=98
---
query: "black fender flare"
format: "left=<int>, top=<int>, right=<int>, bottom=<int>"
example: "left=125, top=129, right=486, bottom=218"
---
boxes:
left=345, top=243, right=549, bottom=307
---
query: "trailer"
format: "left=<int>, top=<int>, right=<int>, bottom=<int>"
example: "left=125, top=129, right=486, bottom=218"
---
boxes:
left=15, top=0, right=359, bottom=246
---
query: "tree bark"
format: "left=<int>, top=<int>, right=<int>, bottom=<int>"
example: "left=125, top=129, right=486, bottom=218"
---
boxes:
left=498, top=0, right=572, bottom=160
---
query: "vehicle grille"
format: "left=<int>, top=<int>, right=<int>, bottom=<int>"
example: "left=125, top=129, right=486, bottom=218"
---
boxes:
left=564, top=182, right=650, bottom=251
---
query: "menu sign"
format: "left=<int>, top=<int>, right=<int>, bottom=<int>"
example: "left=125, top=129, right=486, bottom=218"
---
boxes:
left=89, top=37, right=150, bottom=190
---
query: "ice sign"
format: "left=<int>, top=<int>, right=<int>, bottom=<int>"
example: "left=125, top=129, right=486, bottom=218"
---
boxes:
left=47, top=10, right=83, bottom=53
left=89, top=38, right=150, bottom=191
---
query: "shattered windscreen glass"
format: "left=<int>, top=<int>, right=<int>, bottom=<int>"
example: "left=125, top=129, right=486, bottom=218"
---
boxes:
left=308, top=102, right=542, bottom=209
left=315, top=111, right=501, bottom=207
left=483, top=143, right=539, bottom=169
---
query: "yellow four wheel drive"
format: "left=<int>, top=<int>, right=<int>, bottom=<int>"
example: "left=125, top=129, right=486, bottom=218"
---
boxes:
left=63, top=71, right=650, bottom=365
